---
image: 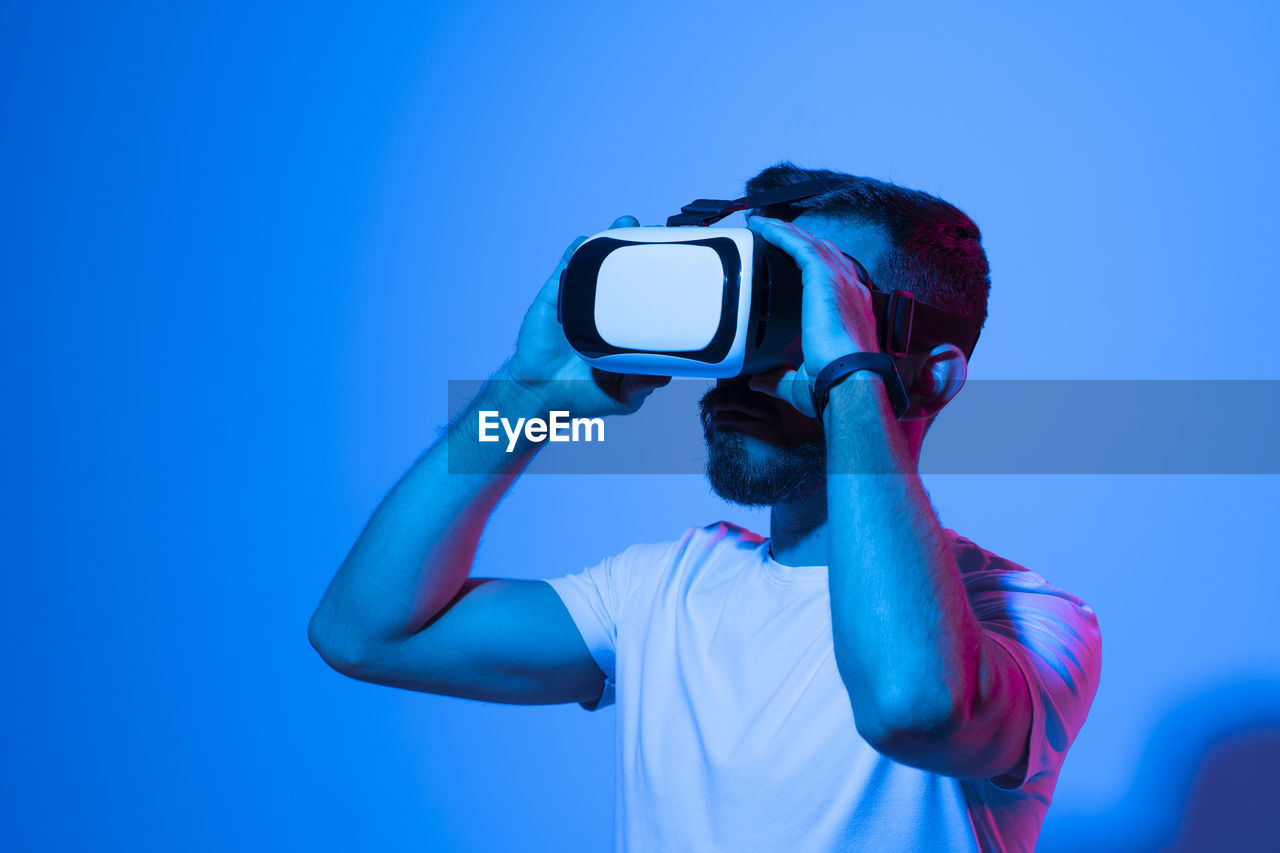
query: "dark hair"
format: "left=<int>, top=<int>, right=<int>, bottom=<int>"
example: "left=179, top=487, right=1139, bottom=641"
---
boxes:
left=745, top=162, right=991, bottom=334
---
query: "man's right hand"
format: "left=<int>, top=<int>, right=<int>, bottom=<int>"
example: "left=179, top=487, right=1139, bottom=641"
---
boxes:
left=502, top=215, right=670, bottom=418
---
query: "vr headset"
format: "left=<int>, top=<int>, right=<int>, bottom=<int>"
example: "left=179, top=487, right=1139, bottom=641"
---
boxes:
left=557, top=177, right=981, bottom=379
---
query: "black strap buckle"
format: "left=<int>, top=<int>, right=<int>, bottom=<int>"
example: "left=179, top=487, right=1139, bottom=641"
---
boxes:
left=884, top=290, right=914, bottom=357
left=665, top=177, right=852, bottom=227
left=867, top=289, right=915, bottom=357
left=666, top=198, right=749, bottom=227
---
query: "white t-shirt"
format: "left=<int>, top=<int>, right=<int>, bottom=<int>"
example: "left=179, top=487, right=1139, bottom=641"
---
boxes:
left=545, top=522, right=1101, bottom=853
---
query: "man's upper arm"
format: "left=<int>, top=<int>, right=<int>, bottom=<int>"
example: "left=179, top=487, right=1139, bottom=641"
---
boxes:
left=950, top=567, right=1103, bottom=788
left=977, top=578, right=1102, bottom=789
left=327, top=577, right=609, bottom=707
left=870, top=566, right=1101, bottom=786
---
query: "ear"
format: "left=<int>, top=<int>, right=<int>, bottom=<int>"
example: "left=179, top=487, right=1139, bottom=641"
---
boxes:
left=902, top=344, right=967, bottom=420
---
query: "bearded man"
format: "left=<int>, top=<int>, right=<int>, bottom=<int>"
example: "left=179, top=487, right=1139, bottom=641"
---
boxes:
left=309, top=163, right=1102, bottom=853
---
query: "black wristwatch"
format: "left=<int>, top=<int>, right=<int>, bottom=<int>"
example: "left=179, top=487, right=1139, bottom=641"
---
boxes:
left=810, top=352, right=911, bottom=420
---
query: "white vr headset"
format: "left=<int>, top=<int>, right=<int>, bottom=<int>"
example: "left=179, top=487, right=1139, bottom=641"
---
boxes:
left=557, top=178, right=981, bottom=379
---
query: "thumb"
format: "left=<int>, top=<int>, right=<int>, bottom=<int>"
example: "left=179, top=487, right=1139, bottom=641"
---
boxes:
left=619, top=373, right=671, bottom=403
left=750, top=367, right=816, bottom=417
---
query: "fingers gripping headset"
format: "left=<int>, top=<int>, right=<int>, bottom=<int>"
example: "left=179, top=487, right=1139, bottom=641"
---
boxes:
left=556, top=178, right=982, bottom=418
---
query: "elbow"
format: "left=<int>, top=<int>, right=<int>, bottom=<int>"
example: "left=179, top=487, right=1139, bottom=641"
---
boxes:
left=851, top=683, right=962, bottom=757
left=838, top=638, right=985, bottom=758
left=308, top=609, right=374, bottom=677
left=307, top=611, right=347, bottom=670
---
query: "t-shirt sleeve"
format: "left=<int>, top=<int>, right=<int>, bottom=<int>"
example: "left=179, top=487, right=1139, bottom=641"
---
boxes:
left=543, top=539, right=675, bottom=711
left=962, top=556, right=1103, bottom=790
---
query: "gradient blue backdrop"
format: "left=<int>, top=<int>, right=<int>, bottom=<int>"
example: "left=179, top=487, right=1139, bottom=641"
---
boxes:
left=6, top=1, right=1278, bottom=850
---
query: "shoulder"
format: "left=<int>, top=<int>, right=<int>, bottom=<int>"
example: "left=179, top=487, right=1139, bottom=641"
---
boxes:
left=622, top=520, right=766, bottom=568
left=686, top=520, right=768, bottom=552
left=946, top=529, right=1102, bottom=678
left=945, top=529, right=1096, bottom=613
left=608, top=521, right=767, bottom=589
left=589, top=520, right=764, bottom=572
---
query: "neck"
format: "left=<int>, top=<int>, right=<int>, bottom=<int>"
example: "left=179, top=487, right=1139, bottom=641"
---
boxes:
left=768, top=485, right=829, bottom=566
left=767, top=417, right=926, bottom=567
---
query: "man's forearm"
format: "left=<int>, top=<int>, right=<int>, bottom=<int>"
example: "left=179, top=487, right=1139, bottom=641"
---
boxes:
left=823, top=376, right=986, bottom=736
left=308, top=365, right=548, bottom=661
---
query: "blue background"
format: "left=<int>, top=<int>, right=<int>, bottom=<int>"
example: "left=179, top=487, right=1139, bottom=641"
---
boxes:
left=5, top=1, right=1278, bottom=850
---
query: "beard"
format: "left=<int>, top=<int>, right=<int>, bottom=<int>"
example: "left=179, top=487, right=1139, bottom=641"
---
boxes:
left=700, top=384, right=827, bottom=508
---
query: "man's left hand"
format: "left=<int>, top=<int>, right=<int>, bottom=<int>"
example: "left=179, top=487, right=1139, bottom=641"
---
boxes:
left=744, top=215, right=880, bottom=416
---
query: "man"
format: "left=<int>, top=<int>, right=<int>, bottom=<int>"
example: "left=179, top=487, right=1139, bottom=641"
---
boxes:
left=308, top=164, right=1102, bottom=852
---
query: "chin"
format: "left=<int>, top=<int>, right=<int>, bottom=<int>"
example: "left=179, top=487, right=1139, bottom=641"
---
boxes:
left=703, top=427, right=826, bottom=508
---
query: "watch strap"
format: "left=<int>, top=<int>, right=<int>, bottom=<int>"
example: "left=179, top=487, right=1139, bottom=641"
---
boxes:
left=810, top=352, right=911, bottom=420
